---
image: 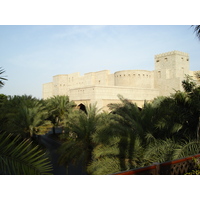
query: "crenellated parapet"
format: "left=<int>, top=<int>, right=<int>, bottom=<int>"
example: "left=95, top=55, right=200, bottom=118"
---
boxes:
left=155, top=50, right=189, bottom=59
left=42, top=50, right=195, bottom=110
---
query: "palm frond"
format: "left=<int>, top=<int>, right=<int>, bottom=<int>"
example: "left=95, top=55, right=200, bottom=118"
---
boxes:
left=0, top=133, right=53, bottom=175
left=0, top=67, right=7, bottom=88
left=87, top=157, right=121, bottom=175
left=192, top=25, right=200, bottom=40
left=144, top=138, right=180, bottom=163
left=174, top=140, right=200, bottom=159
left=92, top=143, right=120, bottom=159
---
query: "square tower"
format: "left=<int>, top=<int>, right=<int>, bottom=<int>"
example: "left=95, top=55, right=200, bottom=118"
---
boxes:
left=154, top=51, right=190, bottom=96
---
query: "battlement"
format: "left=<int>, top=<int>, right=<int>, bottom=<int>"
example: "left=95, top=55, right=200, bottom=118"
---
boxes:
left=155, top=50, right=189, bottom=58
left=43, top=50, right=195, bottom=110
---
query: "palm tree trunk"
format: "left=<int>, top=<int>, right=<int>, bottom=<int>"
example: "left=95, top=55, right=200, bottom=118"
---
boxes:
left=119, top=138, right=127, bottom=171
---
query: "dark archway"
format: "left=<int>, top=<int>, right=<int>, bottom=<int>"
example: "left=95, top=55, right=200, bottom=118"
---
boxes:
left=78, top=103, right=87, bottom=114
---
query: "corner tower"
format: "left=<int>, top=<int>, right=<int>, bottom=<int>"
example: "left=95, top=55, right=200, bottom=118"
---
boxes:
left=154, top=50, right=190, bottom=96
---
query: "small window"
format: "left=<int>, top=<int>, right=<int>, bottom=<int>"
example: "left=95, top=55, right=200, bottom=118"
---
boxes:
left=156, top=60, right=159, bottom=62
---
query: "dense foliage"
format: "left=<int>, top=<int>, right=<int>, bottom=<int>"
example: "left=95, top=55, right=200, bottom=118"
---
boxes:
left=1, top=65, right=200, bottom=174
left=56, top=76, right=200, bottom=174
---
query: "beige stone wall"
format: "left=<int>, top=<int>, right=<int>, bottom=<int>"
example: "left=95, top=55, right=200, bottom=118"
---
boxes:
left=92, top=86, right=159, bottom=101
left=67, top=85, right=159, bottom=110
left=69, top=86, right=95, bottom=102
left=102, top=99, right=146, bottom=111
left=154, top=51, right=190, bottom=96
left=42, top=50, right=196, bottom=110
left=43, top=82, right=53, bottom=99
left=114, top=70, right=154, bottom=88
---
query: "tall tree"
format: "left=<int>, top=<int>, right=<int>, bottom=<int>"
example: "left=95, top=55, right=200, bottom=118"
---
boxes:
left=0, top=70, right=53, bottom=174
left=45, top=95, right=76, bottom=134
left=88, top=96, right=160, bottom=174
left=58, top=104, right=102, bottom=174
left=155, top=77, right=200, bottom=142
left=13, top=101, right=49, bottom=138
left=2, top=95, right=49, bottom=138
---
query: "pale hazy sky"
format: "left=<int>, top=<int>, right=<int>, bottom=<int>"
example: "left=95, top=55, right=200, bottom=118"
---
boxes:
left=0, top=0, right=200, bottom=99
left=0, top=25, right=199, bottom=98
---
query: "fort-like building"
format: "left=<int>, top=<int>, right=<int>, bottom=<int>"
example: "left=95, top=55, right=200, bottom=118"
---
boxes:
left=43, top=50, right=199, bottom=110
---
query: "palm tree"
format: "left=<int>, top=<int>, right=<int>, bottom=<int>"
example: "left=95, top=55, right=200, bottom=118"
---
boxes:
left=192, top=25, right=200, bottom=40
left=88, top=135, right=147, bottom=175
left=0, top=67, right=7, bottom=88
left=1, top=96, right=50, bottom=138
left=57, top=103, right=102, bottom=174
left=0, top=132, right=53, bottom=175
left=0, top=95, right=40, bottom=134
left=87, top=96, right=159, bottom=174
left=110, top=96, right=158, bottom=159
left=154, top=77, right=200, bottom=142
left=45, top=95, right=76, bottom=134
left=0, top=76, right=53, bottom=174
left=12, top=101, right=49, bottom=138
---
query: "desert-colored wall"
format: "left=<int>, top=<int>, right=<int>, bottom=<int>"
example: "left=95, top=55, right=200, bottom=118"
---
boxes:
left=154, top=51, right=190, bottom=96
left=68, top=85, right=159, bottom=110
left=43, top=82, right=53, bottom=99
left=69, top=86, right=96, bottom=102
left=114, top=70, right=154, bottom=88
left=52, top=74, right=69, bottom=96
left=42, top=50, right=195, bottom=110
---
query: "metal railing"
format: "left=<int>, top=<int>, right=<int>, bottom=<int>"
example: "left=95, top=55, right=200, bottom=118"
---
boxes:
left=113, top=154, right=200, bottom=175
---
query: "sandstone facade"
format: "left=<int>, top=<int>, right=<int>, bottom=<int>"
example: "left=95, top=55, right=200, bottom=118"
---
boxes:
left=43, top=51, right=198, bottom=110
